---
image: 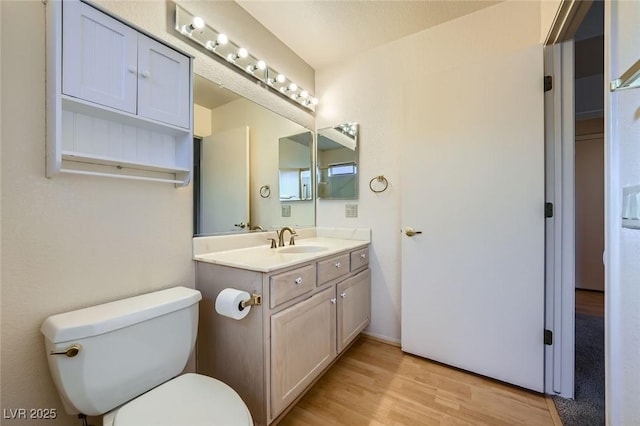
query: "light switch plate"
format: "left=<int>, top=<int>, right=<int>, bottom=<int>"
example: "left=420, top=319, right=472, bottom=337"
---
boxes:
left=622, top=185, right=640, bottom=230
left=281, top=205, right=291, bottom=217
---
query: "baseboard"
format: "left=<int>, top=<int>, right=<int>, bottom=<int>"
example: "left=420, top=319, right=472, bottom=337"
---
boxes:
left=361, top=331, right=401, bottom=347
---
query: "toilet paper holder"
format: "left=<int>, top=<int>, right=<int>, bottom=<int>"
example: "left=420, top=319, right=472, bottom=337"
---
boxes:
left=240, top=293, right=262, bottom=309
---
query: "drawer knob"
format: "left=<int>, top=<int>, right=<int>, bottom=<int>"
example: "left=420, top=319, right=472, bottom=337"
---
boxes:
left=340, top=292, right=347, bottom=298
left=294, top=277, right=303, bottom=285
left=335, top=262, right=341, bottom=268
left=330, top=298, right=337, bottom=304
left=360, top=253, right=366, bottom=259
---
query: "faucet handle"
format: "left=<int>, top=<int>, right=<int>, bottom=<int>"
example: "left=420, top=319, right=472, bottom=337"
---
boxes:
left=267, top=238, right=277, bottom=249
left=289, top=234, right=298, bottom=246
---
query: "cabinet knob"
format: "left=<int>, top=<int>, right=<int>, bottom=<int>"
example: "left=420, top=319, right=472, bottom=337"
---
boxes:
left=340, top=292, right=347, bottom=298
left=335, top=262, right=341, bottom=268
left=360, top=253, right=366, bottom=259
left=330, top=298, right=337, bottom=304
left=294, top=277, right=303, bottom=285
left=141, top=71, right=150, bottom=79
left=128, top=66, right=137, bottom=74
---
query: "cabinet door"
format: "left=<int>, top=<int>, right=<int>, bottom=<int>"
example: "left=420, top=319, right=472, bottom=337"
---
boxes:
left=62, top=1, right=137, bottom=114
left=137, top=34, right=191, bottom=128
left=337, top=269, right=371, bottom=353
left=271, top=287, right=336, bottom=418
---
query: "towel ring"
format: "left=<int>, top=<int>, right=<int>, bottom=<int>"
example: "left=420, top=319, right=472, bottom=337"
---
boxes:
left=259, top=185, right=271, bottom=198
left=369, top=175, right=389, bottom=193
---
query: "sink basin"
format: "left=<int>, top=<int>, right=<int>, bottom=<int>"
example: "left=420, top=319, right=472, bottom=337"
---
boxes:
left=279, top=245, right=328, bottom=254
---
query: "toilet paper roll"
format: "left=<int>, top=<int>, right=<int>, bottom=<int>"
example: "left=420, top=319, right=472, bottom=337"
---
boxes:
left=215, top=288, right=251, bottom=320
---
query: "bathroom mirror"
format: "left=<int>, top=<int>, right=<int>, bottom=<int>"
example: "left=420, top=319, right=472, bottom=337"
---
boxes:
left=279, top=132, right=313, bottom=201
left=316, top=123, right=359, bottom=200
left=193, top=74, right=315, bottom=235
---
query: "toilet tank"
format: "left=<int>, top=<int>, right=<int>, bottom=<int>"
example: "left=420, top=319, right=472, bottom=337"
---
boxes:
left=40, top=286, right=202, bottom=416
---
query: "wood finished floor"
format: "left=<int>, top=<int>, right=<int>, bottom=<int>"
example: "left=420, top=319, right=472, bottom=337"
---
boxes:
left=280, top=337, right=559, bottom=426
left=575, top=289, right=604, bottom=317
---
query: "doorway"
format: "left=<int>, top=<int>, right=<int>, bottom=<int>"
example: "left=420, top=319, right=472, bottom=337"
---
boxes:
left=545, top=0, right=606, bottom=423
left=571, top=2, right=606, bottom=423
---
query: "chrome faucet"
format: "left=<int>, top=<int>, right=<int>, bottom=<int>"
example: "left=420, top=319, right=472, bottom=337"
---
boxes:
left=276, top=226, right=297, bottom=247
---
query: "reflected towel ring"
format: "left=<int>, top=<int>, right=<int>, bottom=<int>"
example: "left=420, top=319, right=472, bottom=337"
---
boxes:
left=369, top=175, right=389, bottom=193
left=259, top=185, right=271, bottom=198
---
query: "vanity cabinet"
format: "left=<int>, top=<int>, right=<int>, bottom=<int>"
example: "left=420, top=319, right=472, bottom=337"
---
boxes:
left=337, top=269, right=371, bottom=353
left=195, top=244, right=370, bottom=426
left=47, top=0, right=193, bottom=185
left=270, top=287, right=336, bottom=416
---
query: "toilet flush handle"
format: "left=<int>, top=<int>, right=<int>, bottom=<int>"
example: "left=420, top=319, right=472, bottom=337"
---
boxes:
left=50, top=344, right=81, bottom=358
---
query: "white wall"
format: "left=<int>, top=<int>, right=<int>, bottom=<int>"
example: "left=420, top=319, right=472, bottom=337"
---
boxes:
left=316, top=0, right=542, bottom=343
left=209, top=98, right=314, bottom=230
left=194, top=104, right=212, bottom=138
left=606, top=0, right=640, bottom=423
left=0, top=1, right=313, bottom=424
left=541, top=0, right=563, bottom=42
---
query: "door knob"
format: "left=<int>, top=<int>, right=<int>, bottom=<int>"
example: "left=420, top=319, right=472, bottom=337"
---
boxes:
left=405, top=227, right=423, bottom=237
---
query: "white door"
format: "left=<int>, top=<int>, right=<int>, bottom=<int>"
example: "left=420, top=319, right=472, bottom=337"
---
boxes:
left=401, top=45, right=545, bottom=391
left=137, top=34, right=191, bottom=128
left=62, top=1, right=137, bottom=113
left=200, top=127, right=250, bottom=234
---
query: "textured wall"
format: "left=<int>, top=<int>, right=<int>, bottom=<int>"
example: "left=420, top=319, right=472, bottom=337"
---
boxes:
left=606, top=0, right=640, bottom=423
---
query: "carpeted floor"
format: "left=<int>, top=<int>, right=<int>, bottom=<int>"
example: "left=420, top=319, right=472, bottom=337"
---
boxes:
left=552, top=313, right=605, bottom=426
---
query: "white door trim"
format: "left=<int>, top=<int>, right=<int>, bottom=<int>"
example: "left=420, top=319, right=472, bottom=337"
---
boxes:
left=543, top=40, right=575, bottom=398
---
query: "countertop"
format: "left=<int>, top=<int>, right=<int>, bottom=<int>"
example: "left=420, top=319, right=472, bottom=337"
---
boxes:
left=193, top=237, right=369, bottom=272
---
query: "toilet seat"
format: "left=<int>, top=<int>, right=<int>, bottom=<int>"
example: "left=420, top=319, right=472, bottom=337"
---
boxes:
left=103, top=373, right=253, bottom=426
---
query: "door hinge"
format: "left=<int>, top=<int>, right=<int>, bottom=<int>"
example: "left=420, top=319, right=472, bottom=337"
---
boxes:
left=544, top=329, right=553, bottom=345
left=544, top=75, right=553, bottom=92
left=545, top=202, right=554, bottom=218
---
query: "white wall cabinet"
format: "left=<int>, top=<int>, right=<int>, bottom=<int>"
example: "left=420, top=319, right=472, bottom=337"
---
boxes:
left=196, top=245, right=371, bottom=426
left=47, top=0, right=193, bottom=185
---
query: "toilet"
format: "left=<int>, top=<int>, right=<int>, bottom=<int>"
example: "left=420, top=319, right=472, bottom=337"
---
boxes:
left=40, top=286, right=253, bottom=425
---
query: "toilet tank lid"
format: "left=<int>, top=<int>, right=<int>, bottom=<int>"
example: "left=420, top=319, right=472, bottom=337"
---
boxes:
left=41, top=286, right=202, bottom=343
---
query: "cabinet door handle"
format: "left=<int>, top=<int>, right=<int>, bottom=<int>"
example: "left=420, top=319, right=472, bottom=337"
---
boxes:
left=360, top=253, right=366, bottom=259
left=141, top=71, right=150, bottom=79
left=330, top=298, right=337, bottom=304
left=128, top=66, right=137, bottom=74
left=294, top=277, right=303, bottom=285
left=340, top=292, right=347, bottom=298
left=335, top=262, right=341, bottom=268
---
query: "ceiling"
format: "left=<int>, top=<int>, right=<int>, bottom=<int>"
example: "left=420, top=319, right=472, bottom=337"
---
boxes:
left=236, top=0, right=501, bottom=70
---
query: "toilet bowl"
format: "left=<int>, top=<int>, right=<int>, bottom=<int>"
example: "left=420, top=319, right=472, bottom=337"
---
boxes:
left=102, top=374, right=252, bottom=426
left=41, top=286, right=252, bottom=425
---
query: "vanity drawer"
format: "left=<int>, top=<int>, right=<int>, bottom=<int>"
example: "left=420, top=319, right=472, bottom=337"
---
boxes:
left=350, top=247, right=369, bottom=271
left=317, top=253, right=350, bottom=286
left=270, top=264, right=316, bottom=308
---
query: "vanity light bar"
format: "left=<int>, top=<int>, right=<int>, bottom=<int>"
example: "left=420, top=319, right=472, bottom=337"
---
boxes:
left=175, top=5, right=318, bottom=111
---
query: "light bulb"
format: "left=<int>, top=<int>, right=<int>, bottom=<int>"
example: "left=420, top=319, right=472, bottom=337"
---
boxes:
left=217, top=33, right=228, bottom=45
left=276, top=74, right=286, bottom=83
left=192, top=17, right=205, bottom=30
left=288, top=83, right=298, bottom=91
left=311, top=98, right=319, bottom=106
left=238, top=48, right=248, bottom=58
left=257, top=60, right=266, bottom=70
left=300, top=90, right=308, bottom=98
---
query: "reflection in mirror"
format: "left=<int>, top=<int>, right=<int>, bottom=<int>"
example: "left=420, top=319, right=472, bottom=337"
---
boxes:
left=279, top=132, right=313, bottom=201
left=193, top=74, right=315, bottom=235
left=316, top=123, right=359, bottom=200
